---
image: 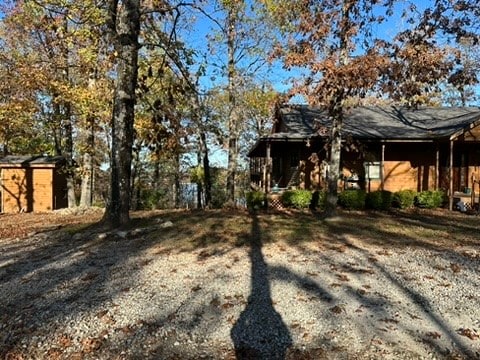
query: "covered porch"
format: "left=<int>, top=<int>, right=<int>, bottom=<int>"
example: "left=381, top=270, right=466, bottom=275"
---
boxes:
left=249, top=136, right=480, bottom=211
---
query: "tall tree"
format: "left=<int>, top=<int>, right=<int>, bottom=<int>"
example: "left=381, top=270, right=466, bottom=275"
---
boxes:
left=265, top=0, right=480, bottom=214
left=0, top=0, right=112, bottom=208
left=194, top=0, right=275, bottom=205
left=103, top=0, right=141, bottom=227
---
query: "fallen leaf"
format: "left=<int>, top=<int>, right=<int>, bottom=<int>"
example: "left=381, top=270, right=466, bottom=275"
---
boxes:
left=4, top=350, right=25, bottom=360
left=81, top=337, right=102, bottom=353
left=330, top=305, right=344, bottom=314
left=222, top=302, right=234, bottom=309
left=45, top=348, right=62, bottom=360
left=120, top=326, right=134, bottom=335
left=426, top=331, right=441, bottom=339
left=96, top=310, right=108, bottom=318
left=81, top=272, right=99, bottom=282
left=450, top=263, right=462, bottom=273
left=357, top=288, right=367, bottom=296
left=58, top=334, right=72, bottom=348
left=336, top=274, right=350, bottom=282
left=458, top=328, right=479, bottom=340
left=210, top=298, right=221, bottom=307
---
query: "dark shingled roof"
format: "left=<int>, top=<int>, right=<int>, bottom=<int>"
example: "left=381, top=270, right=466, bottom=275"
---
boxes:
left=0, top=155, right=66, bottom=168
left=270, top=105, right=480, bottom=140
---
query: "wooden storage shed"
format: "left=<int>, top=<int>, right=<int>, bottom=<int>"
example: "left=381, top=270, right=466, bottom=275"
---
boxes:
left=0, top=155, right=68, bottom=213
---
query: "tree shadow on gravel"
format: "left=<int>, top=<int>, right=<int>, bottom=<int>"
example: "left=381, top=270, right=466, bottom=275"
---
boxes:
left=231, top=213, right=292, bottom=359
left=0, top=214, right=181, bottom=358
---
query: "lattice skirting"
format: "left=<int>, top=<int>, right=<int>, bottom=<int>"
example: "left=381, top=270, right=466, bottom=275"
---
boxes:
left=267, top=194, right=285, bottom=210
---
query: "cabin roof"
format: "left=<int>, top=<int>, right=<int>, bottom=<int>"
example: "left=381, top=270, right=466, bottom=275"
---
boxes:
left=248, top=105, right=480, bottom=157
left=0, top=155, right=66, bottom=168
left=274, top=105, right=480, bottom=140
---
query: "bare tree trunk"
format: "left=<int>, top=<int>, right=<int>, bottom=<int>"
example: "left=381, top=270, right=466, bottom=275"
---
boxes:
left=226, top=5, right=238, bottom=205
left=174, top=152, right=181, bottom=208
left=79, top=117, right=95, bottom=207
left=52, top=100, right=76, bottom=208
left=103, top=0, right=140, bottom=228
left=196, top=151, right=203, bottom=209
left=326, top=101, right=343, bottom=214
left=200, top=130, right=212, bottom=207
left=130, top=147, right=141, bottom=211
left=325, top=1, right=352, bottom=215
left=79, top=152, right=93, bottom=207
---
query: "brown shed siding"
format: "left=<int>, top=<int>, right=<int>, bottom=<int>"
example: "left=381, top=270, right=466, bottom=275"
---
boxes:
left=0, top=156, right=67, bottom=213
left=1, top=168, right=31, bottom=213
left=33, top=169, right=54, bottom=211
left=1, top=167, right=57, bottom=212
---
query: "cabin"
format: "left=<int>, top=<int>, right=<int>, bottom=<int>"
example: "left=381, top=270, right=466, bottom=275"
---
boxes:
left=0, top=155, right=68, bottom=213
left=248, top=105, right=480, bottom=210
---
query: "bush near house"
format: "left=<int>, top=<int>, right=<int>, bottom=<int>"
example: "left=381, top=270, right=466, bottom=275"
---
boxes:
left=392, top=189, right=416, bottom=209
left=366, top=190, right=393, bottom=210
left=338, top=189, right=366, bottom=210
left=246, top=191, right=266, bottom=210
left=415, top=190, right=446, bottom=209
left=281, top=189, right=312, bottom=209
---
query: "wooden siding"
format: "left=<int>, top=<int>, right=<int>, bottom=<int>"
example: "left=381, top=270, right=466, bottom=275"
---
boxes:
left=1, top=168, right=30, bottom=213
left=1, top=167, right=56, bottom=212
left=252, top=138, right=480, bottom=197
left=33, top=169, right=53, bottom=211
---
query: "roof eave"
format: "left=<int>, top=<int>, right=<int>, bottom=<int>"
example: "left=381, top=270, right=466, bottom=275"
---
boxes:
left=449, top=118, right=480, bottom=141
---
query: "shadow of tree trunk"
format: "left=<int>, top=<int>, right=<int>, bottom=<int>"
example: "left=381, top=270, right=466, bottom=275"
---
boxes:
left=231, top=213, right=292, bottom=359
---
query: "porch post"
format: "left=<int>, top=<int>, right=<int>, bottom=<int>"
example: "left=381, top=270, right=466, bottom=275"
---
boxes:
left=266, top=142, right=271, bottom=193
left=449, top=139, right=454, bottom=211
left=435, top=145, right=440, bottom=190
left=381, top=144, right=385, bottom=190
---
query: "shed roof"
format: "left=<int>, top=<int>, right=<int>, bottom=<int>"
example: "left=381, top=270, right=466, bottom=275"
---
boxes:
left=0, top=155, right=66, bottom=168
left=272, top=105, right=480, bottom=141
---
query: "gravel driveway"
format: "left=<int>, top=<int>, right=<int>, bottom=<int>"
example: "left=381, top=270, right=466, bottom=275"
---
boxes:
left=1, top=211, right=479, bottom=359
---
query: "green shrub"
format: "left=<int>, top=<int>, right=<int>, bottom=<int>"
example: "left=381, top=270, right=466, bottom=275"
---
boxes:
left=139, top=189, right=168, bottom=210
left=366, top=190, right=393, bottom=210
left=338, top=189, right=366, bottom=210
left=415, top=190, right=445, bottom=209
left=281, top=189, right=312, bottom=209
left=392, top=189, right=416, bottom=209
left=246, top=191, right=266, bottom=209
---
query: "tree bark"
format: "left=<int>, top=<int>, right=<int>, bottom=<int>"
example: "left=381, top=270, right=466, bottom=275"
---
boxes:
left=79, top=113, right=96, bottom=207
left=325, top=1, right=352, bottom=215
left=200, top=130, right=212, bottom=207
left=103, top=0, right=140, bottom=228
left=174, top=152, right=181, bottom=208
left=226, top=4, right=238, bottom=205
left=326, top=100, right=343, bottom=214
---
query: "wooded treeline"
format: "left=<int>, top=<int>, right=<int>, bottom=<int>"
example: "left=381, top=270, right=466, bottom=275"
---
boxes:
left=0, top=0, right=479, bottom=226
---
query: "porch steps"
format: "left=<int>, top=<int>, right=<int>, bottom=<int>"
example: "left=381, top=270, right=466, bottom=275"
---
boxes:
left=287, top=166, right=300, bottom=188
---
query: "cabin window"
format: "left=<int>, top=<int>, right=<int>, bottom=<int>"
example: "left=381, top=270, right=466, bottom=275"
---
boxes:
left=364, top=161, right=381, bottom=179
